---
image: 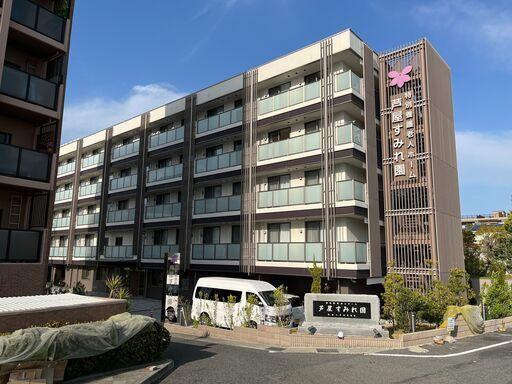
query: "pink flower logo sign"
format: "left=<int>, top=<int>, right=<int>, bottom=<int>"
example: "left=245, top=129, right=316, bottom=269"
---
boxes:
left=388, top=65, right=412, bottom=88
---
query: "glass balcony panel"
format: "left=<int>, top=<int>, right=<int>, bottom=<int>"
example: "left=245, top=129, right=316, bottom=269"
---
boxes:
left=11, top=0, right=37, bottom=29
left=351, top=72, right=362, bottom=94
left=0, top=230, right=7, bottom=260
left=172, top=202, right=181, bottom=217
left=232, top=150, right=242, bottom=166
left=215, top=244, right=227, bottom=260
left=288, top=135, right=303, bottom=155
left=305, top=185, right=322, bottom=204
left=197, top=119, right=208, bottom=134
left=257, top=243, right=272, bottom=261
left=206, top=157, right=217, bottom=172
left=338, top=180, right=354, bottom=201
left=79, top=183, right=102, bottom=197
left=52, top=216, right=70, bottom=228
left=306, top=243, right=323, bottom=262
left=195, top=158, right=206, bottom=173
left=232, top=107, right=243, bottom=123
left=205, top=198, right=216, bottom=214
left=228, top=244, right=240, bottom=260
left=0, top=144, right=20, bottom=176
left=336, top=71, right=350, bottom=92
left=337, top=124, right=352, bottom=145
left=217, top=196, right=228, bottom=212
left=82, top=153, right=104, bottom=168
left=288, top=243, right=305, bottom=261
left=19, top=149, right=49, bottom=181
left=258, top=143, right=271, bottom=161
left=55, top=189, right=72, bottom=201
left=354, top=181, right=365, bottom=202
left=289, top=87, right=303, bottom=106
left=274, top=92, right=289, bottom=111
left=28, top=76, right=57, bottom=109
left=356, top=242, right=368, bottom=263
left=353, top=125, right=363, bottom=146
left=209, top=115, right=220, bottom=130
left=219, top=111, right=231, bottom=127
left=76, top=213, right=99, bottom=226
left=73, top=246, right=96, bottom=258
left=1, top=66, right=29, bottom=101
left=50, top=246, right=67, bottom=257
left=304, top=81, right=320, bottom=100
left=192, top=245, right=202, bottom=260
left=217, top=153, right=229, bottom=169
left=258, top=98, right=273, bottom=115
left=289, top=187, right=304, bottom=205
left=305, top=131, right=321, bottom=151
left=6, top=230, right=40, bottom=262
left=204, top=244, right=215, bottom=260
left=258, top=191, right=272, bottom=208
left=229, top=195, right=241, bottom=211
left=272, top=243, right=288, bottom=261
left=338, top=242, right=356, bottom=263
left=194, top=200, right=205, bottom=215
left=112, top=141, right=139, bottom=159
left=36, top=6, right=64, bottom=42
left=273, top=189, right=288, bottom=207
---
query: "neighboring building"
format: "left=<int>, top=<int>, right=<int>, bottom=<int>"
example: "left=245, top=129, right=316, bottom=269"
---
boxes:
left=462, top=211, right=509, bottom=232
left=0, top=0, right=75, bottom=296
left=49, top=29, right=463, bottom=298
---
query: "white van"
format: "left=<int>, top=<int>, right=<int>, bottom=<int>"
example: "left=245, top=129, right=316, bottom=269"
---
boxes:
left=191, top=277, right=292, bottom=328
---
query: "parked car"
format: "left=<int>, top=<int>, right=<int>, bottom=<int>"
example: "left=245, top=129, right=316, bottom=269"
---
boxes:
left=191, top=277, right=292, bottom=328
left=284, top=294, right=305, bottom=326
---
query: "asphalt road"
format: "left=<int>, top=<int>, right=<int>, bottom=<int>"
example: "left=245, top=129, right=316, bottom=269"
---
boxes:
left=162, top=332, right=512, bottom=384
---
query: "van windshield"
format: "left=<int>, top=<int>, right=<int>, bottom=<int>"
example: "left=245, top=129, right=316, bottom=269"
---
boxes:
left=259, top=290, right=279, bottom=306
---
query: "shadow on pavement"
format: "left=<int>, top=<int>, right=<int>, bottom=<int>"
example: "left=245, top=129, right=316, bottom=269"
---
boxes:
left=163, top=338, right=217, bottom=369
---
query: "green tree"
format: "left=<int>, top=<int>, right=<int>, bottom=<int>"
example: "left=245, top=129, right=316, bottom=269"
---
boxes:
left=482, top=262, right=512, bottom=319
left=494, top=236, right=512, bottom=272
left=463, top=229, right=486, bottom=277
left=308, top=262, right=322, bottom=293
left=382, top=272, right=422, bottom=331
left=423, top=280, right=453, bottom=324
left=447, top=268, right=475, bottom=306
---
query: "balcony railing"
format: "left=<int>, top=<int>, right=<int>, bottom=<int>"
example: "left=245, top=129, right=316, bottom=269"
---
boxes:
left=49, top=246, right=67, bottom=258
left=257, top=243, right=323, bottom=262
left=335, top=70, right=362, bottom=94
left=107, top=208, right=135, bottom=223
left=79, top=182, right=102, bottom=197
left=258, top=81, right=320, bottom=115
left=55, top=188, right=72, bottom=202
left=149, top=126, right=184, bottom=149
left=147, top=163, right=183, bottom=184
left=337, top=180, right=365, bottom=202
left=337, top=123, right=363, bottom=147
left=104, top=245, right=134, bottom=259
left=0, top=229, right=41, bottom=262
left=195, top=150, right=242, bottom=174
left=81, top=153, right=104, bottom=169
left=11, top=0, right=66, bottom=42
left=73, top=245, right=96, bottom=259
left=194, top=195, right=241, bottom=215
left=197, top=107, right=243, bottom=134
left=111, top=141, right=139, bottom=160
left=258, top=131, right=321, bottom=161
left=145, top=202, right=181, bottom=220
left=0, top=143, right=51, bottom=182
left=338, top=241, right=367, bottom=264
left=52, top=216, right=70, bottom=229
left=192, top=244, right=241, bottom=261
left=57, top=161, right=75, bottom=176
left=143, top=244, right=179, bottom=260
left=0, top=65, right=58, bottom=110
left=109, top=174, right=137, bottom=191
left=258, top=185, right=322, bottom=208
left=76, top=212, right=100, bottom=226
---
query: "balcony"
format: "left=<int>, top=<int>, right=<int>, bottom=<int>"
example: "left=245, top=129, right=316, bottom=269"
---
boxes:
left=0, top=65, right=58, bottom=110
left=194, top=195, right=241, bottom=215
left=57, top=161, right=75, bottom=176
left=335, top=70, right=362, bottom=95
left=106, top=208, right=135, bottom=224
left=81, top=153, right=104, bottom=169
left=76, top=212, right=100, bottom=226
left=147, top=163, right=182, bottom=185
left=149, top=126, right=184, bottom=150
left=258, top=81, right=320, bottom=115
left=337, top=180, right=365, bottom=202
left=258, top=185, right=321, bottom=209
left=192, top=244, right=241, bottom=261
left=338, top=241, right=367, bottom=264
left=143, top=244, right=179, bottom=260
left=103, top=245, right=135, bottom=260
left=49, top=246, right=67, bottom=258
left=11, top=0, right=66, bottom=43
left=0, top=229, right=41, bottom=262
left=111, top=141, right=139, bottom=161
left=145, top=202, right=181, bottom=221
left=54, top=188, right=72, bottom=202
left=73, top=245, right=96, bottom=259
left=337, top=123, right=363, bottom=147
left=78, top=182, right=102, bottom=198
left=257, top=243, right=323, bottom=262
left=258, top=131, right=320, bottom=161
left=0, top=143, right=51, bottom=182
left=109, top=174, right=137, bottom=192
left=52, top=216, right=70, bottom=229
left=195, top=150, right=242, bottom=175
left=196, top=107, right=243, bottom=135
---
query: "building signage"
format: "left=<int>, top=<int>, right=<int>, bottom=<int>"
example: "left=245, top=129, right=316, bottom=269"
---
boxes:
left=312, top=300, right=371, bottom=319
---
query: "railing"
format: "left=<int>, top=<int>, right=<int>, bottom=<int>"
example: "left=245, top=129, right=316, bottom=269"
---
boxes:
left=55, top=188, right=72, bottom=201
left=109, top=174, right=137, bottom=191
left=335, top=70, right=362, bottom=94
left=104, top=245, right=134, bottom=259
left=52, top=216, right=70, bottom=228
left=81, top=153, right=104, bottom=169
left=145, top=202, right=181, bottom=220
left=78, top=182, right=102, bottom=197
left=149, top=126, right=184, bottom=149
left=111, top=141, right=139, bottom=160
left=0, top=65, right=58, bottom=110
left=337, top=123, right=363, bottom=147
left=192, top=244, right=241, bottom=261
left=73, top=245, right=96, bottom=259
left=194, top=195, right=241, bottom=215
left=197, top=107, right=243, bottom=134
left=195, top=150, right=242, bottom=174
left=338, top=241, right=367, bottom=264
left=11, top=0, right=66, bottom=42
left=57, top=161, right=75, bottom=176
left=337, top=180, right=366, bottom=202
left=49, top=246, right=67, bottom=258
left=147, top=163, right=183, bottom=184
left=258, top=185, right=322, bottom=208
left=143, top=244, right=179, bottom=260
left=257, top=243, right=323, bottom=262
left=258, top=81, right=320, bottom=115
left=258, top=131, right=321, bottom=161
left=106, top=208, right=135, bottom=223
left=76, top=212, right=100, bottom=226
left=0, top=143, right=51, bottom=182
left=0, top=229, right=41, bottom=262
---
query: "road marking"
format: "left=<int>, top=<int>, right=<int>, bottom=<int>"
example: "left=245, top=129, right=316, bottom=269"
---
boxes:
left=370, top=339, right=512, bottom=358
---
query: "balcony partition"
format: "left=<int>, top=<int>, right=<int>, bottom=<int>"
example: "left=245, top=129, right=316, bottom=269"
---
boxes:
left=109, top=174, right=137, bottom=191
left=335, top=70, right=362, bottom=94
left=73, top=245, right=96, bottom=259
left=104, top=245, right=134, bottom=259
left=149, top=126, right=184, bottom=149
left=0, top=229, right=41, bottom=262
left=81, top=153, right=104, bottom=169
left=192, top=244, right=241, bottom=261
left=337, top=180, right=366, bottom=202
left=195, top=150, right=241, bottom=174
left=49, top=246, right=67, bottom=258
left=55, top=188, right=72, bottom=202
left=0, top=143, right=51, bottom=182
left=11, top=0, right=66, bottom=42
left=258, top=185, right=321, bottom=208
left=336, top=123, right=363, bottom=147
left=196, top=107, right=243, bottom=134
left=147, top=163, right=182, bottom=184
left=143, top=244, right=179, bottom=260
left=194, top=195, right=241, bottom=215
left=111, top=141, right=139, bottom=160
left=106, top=208, right=135, bottom=223
left=145, top=202, right=181, bottom=220
left=258, top=131, right=320, bottom=161
left=338, top=241, right=367, bottom=264
left=52, top=216, right=70, bottom=229
left=79, top=182, right=102, bottom=197
left=258, top=81, right=320, bottom=115
left=76, top=212, right=100, bottom=226
left=257, top=243, right=323, bottom=263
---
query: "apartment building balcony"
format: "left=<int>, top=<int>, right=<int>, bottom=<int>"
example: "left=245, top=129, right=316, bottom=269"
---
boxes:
left=336, top=180, right=366, bottom=204
left=54, top=188, right=72, bottom=203
left=102, top=245, right=135, bottom=260
left=338, top=241, right=368, bottom=265
left=142, top=244, right=179, bottom=261
left=144, top=202, right=181, bottom=222
left=193, top=195, right=241, bottom=217
left=0, top=65, right=59, bottom=110
left=195, top=150, right=242, bottom=176
left=258, top=185, right=322, bottom=210
left=192, top=243, right=241, bottom=262
left=106, top=208, right=135, bottom=225
left=111, top=141, right=139, bottom=161
left=57, top=161, right=75, bottom=177
left=148, top=126, right=184, bottom=151
left=258, top=131, right=320, bottom=163
left=11, top=0, right=67, bottom=43
left=109, top=174, right=137, bottom=193
left=52, top=216, right=70, bottom=230
left=336, top=122, right=364, bottom=148
left=257, top=242, right=323, bottom=263
left=73, top=245, right=96, bottom=259
left=76, top=212, right=100, bottom=227
left=334, top=70, right=362, bottom=96
left=81, top=153, right=104, bottom=170
left=0, top=229, right=41, bottom=263
left=146, top=163, right=182, bottom=186
left=78, top=182, right=102, bottom=198
left=196, top=107, right=243, bottom=136
left=49, top=246, right=67, bottom=259
left=0, top=143, right=51, bottom=182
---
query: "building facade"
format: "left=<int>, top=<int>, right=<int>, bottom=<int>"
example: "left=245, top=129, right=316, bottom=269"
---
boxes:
left=49, top=30, right=463, bottom=298
left=0, top=0, right=74, bottom=297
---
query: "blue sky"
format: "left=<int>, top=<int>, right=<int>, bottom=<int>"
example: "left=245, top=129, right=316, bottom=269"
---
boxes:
left=62, top=0, right=512, bottom=215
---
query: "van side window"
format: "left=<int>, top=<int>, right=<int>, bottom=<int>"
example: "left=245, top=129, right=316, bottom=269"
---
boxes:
left=246, top=292, right=263, bottom=306
left=195, top=287, right=242, bottom=303
left=195, top=286, right=213, bottom=299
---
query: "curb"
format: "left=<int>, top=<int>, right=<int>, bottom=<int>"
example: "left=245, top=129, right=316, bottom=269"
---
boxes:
left=141, top=360, right=175, bottom=384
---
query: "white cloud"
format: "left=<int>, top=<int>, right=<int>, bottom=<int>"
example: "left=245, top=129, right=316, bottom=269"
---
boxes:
left=62, top=83, right=185, bottom=143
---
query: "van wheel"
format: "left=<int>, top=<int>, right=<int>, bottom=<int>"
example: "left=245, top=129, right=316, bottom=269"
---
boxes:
left=249, top=321, right=258, bottom=329
left=199, top=312, right=211, bottom=326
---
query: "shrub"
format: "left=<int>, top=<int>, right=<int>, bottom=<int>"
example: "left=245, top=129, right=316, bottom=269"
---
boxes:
left=72, top=281, right=86, bottom=295
left=308, top=262, right=322, bottom=293
left=482, top=262, right=512, bottom=319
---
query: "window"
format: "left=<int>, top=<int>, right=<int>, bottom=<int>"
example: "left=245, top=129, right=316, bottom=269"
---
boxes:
left=267, top=223, right=291, bottom=243
left=232, top=225, right=241, bottom=244
left=156, top=193, right=170, bottom=205
left=154, top=230, right=166, bottom=245
left=234, top=99, right=243, bottom=108
left=119, top=168, right=131, bottom=178
left=117, top=200, right=128, bottom=210
left=59, top=236, right=67, bottom=246
left=158, top=158, right=170, bottom=169
left=96, top=268, right=107, bottom=281
left=232, top=182, right=242, bottom=196
left=151, top=270, right=164, bottom=287
left=268, top=82, right=290, bottom=97
left=0, top=132, right=11, bottom=144
left=268, top=174, right=290, bottom=191
left=305, top=120, right=320, bottom=134
left=122, top=137, right=132, bottom=146
left=65, top=183, right=72, bottom=190
left=81, top=269, right=90, bottom=280
left=90, top=176, right=99, bottom=184
left=203, top=227, right=220, bottom=244
left=84, top=234, right=93, bottom=246
left=206, top=145, right=223, bottom=158
left=207, top=105, right=224, bottom=117
left=234, top=140, right=243, bottom=151
left=304, top=72, right=320, bottom=84
left=305, top=170, right=320, bottom=186
left=195, top=287, right=242, bottom=303
left=246, top=292, right=263, bottom=306
left=115, top=237, right=123, bottom=246
left=268, top=127, right=290, bottom=143
left=87, top=205, right=96, bottom=214
left=306, top=221, right=321, bottom=243
left=204, top=185, right=222, bottom=199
